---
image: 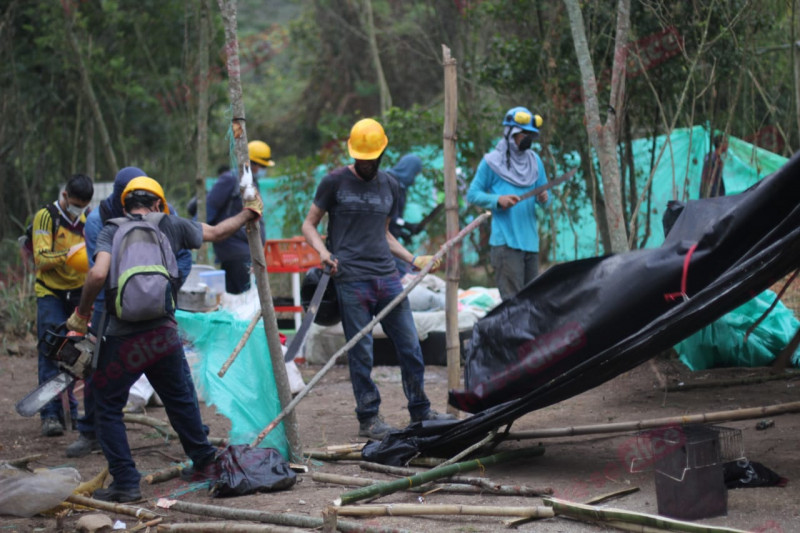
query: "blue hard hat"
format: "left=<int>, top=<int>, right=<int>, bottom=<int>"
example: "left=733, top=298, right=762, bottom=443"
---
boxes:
left=502, top=106, right=542, bottom=134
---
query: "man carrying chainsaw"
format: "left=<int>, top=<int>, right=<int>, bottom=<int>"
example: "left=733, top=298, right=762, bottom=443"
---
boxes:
left=302, top=118, right=456, bottom=441
left=66, top=176, right=263, bottom=502
left=65, top=166, right=195, bottom=458
left=33, top=173, right=94, bottom=437
left=467, top=106, right=551, bottom=301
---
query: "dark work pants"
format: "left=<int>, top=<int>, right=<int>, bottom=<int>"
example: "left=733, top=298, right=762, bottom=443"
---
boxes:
left=93, top=324, right=216, bottom=488
left=490, top=245, right=539, bottom=301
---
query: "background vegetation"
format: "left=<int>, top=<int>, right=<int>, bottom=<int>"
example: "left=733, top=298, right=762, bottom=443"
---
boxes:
left=1, top=0, right=796, bottom=273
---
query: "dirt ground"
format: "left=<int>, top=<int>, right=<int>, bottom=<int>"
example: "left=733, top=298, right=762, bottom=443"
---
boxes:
left=1, top=337, right=799, bottom=532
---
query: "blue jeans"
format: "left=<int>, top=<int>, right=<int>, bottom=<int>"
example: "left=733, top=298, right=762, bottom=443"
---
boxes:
left=490, top=245, right=539, bottom=301
left=335, top=274, right=430, bottom=422
left=93, top=324, right=216, bottom=488
left=37, top=294, right=78, bottom=422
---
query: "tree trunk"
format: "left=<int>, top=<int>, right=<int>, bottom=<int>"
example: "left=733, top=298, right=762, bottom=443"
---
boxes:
left=362, top=0, right=392, bottom=114
left=63, top=11, right=118, bottom=174
left=195, top=0, right=211, bottom=264
left=563, top=0, right=630, bottom=254
left=216, top=0, right=303, bottom=460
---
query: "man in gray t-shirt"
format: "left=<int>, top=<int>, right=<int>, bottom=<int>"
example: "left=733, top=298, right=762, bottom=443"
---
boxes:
left=67, top=176, right=262, bottom=502
left=302, top=118, right=456, bottom=441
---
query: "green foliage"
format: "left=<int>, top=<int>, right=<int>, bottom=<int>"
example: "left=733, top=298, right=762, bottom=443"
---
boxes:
left=0, top=266, right=36, bottom=338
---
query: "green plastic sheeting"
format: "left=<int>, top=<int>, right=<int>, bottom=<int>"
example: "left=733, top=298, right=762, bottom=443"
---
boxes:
left=675, top=290, right=800, bottom=371
left=547, top=125, right=788, bottom=261
left=176, top=309, right=289, bottom=459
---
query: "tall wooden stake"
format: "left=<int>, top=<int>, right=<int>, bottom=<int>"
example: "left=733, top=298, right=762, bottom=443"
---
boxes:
left=216, top=0, right=302, bottom=460
left=442, top=45, right=461, bottom=412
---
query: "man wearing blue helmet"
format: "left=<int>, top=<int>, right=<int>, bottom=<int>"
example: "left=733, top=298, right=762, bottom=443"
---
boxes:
left=467, top=106, right=551, bottom=301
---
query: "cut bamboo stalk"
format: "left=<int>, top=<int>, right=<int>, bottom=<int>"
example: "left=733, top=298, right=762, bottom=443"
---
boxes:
left=304, top=451, right=443, bottom=466
left=505, top=401, right=800, bottom=440
left=156, top=524, right=306, bottom=533
left=66, top=494, right=158, bottom=521
left=250, top=212, right=492, bottom=447
left=322, top=505, right=338, bottom=533
left=156, top=499, right=411, bottom=533
left=357, top=463, right=553, bottom=495
left=218, top=310, right=262, bottom=377
left=336, top=503, right=554, bottom=518
left=314, top=472, right=550, bottom=496
left=335, top=445, right=544, bottom=506
left=544, top=497, right=750, bottom=533
left=433, top=429, right=497, bottom=469
left=123, top=413, right=227, bottom=446
left=216, top=0, right=302, bottom=461
left=667, top=370, right=800, bottom=391
left=505, top=486, right=639, bottom=528
left=144, top=462, right=189, bottom=485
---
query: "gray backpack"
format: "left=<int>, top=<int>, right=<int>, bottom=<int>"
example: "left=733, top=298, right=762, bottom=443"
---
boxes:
left=106, top=213, right=180, bottom=321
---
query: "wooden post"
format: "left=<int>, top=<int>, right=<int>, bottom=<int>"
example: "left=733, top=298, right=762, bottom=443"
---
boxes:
left=215, top=0, right=302, bottom=460
left=442, top=45, right=461, bottom=414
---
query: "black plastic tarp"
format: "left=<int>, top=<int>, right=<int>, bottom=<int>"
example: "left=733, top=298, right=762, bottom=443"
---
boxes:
left=363, top=152, right=800, bottom=466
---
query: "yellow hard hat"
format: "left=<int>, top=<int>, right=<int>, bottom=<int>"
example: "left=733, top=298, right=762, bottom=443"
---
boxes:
left=248, top=140, right=275, bottom=167
left=121, top=176, right=170, bottom=214
left=347, top=118, right=388, bottom=160
left=66, top=242, right=89, bottom=273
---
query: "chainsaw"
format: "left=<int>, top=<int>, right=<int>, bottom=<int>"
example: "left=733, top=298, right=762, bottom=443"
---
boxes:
left=15, top=324, right=98, bottom=417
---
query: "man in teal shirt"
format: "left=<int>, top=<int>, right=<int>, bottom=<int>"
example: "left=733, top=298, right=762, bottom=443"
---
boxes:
left=467, top=106, right=551, bottom=301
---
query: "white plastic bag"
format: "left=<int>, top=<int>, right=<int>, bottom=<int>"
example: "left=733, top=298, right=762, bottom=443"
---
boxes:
left=0, top=465, right=81, bottom=517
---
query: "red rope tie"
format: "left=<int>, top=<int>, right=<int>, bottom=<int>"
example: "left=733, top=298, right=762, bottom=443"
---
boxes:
left=664, top=243, right=698, bottom=302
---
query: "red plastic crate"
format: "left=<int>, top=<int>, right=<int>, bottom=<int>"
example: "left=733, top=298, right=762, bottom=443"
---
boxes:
left=264, top=237, right=320, bottom=273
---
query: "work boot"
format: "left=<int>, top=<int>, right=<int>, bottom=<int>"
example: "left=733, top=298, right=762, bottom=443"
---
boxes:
left=358, top=415, right=398, bottom=440
left=65, top=433, right=100, bottom=458
left=41, top=418, right=64, bottom=437
left=410, top=409, right=458, bottom=424
left=93, top=484, right=142, bottom=503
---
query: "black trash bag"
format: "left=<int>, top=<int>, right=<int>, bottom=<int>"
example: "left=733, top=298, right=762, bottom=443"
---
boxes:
left=723, top=459, right=788, bottom=489
left=210, top=444, right=296, bottom=497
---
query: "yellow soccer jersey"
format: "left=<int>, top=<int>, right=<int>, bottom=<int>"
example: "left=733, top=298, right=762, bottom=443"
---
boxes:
left=33, top=203, right=87, bottom=298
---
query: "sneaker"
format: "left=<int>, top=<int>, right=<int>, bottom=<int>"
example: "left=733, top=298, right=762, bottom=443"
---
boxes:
left=410, top=409, right=458, bottom=424
left=358, top=415, right=398, bottom=440
left=66, top=433, right=101, bottom=458
left=180, top=459, right=221, bottom=483
left=93, top=484, right=142, bottom=503
left=41, top=418, right=64, bottom=437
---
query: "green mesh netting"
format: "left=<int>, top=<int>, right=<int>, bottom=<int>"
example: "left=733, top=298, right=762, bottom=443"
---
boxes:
left=177, top=309, right=289, bottom=458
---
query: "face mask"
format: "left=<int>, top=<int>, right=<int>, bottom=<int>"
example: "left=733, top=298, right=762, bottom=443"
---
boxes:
left=517, top=134, right=534, bottom=151
left=67, top=203, right=87, bottom=218
left=254, top=168, right=267, bottom=179
left=354, top=155, right=382, bottom=182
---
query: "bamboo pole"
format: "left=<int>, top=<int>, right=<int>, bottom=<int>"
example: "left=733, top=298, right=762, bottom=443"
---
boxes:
left=336, top=503, right=554, bottom=518
left=544, top=497, right=750, bottom=533
left=666, top=371, right=800, bottom=392
left=335, top=445, right=544, bottom=506
left=66, top=494, right=159, bottom=521
left=218, top=310, right=262, bottom=377
left=304, top=450, right=443, bottom=467
left=314, top=472, right=551, bottom=497
left=123, top=413, right=227, bottom=446
left=504, top=486, right=640, bottom=528
left=441, top=44, right=461, bottom=413
left=156, top=524, right=306, bottom=533
left=505, top=401, right=800, bottom=440
left=251, top=212, right=492, bottom=447
left=216, top=0, right=302, bottom=460
left=144, top=462, right=189, bottom=484
left=357, top=462, right=553, bottom=495
left=157, top=499, right=411, bottom=533
left=433, top=429, right=496, bottom=469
